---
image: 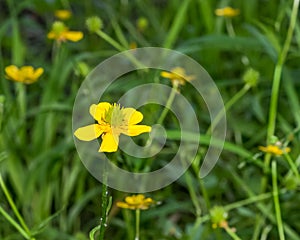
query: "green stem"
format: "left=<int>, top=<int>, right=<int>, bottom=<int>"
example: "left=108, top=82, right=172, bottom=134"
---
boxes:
left=0, top=174, right=31, bottom=236
left=284, top=153, right=299, bottom=179
left=184, top=171, right=201, bottom=217
left=0, top=96, right=4, bottom=132
left=163, top=0, right=192, bottom=48
left=261, top=225, right=272, bottom=240
left=0, top=205, right=31, bottom=239
left=224, top=191, right=278, bottom=212
left=16, top=83, right=26, bottom=123
left=262, top=0, right=299, bottom=199
left=271, top=160, right=285, bottom=240
left=135, top=209, right=140, bottom=240
left=225, top=163, right=299, bottom=239
left=207, top=84, right=250, bottom=133
left=266, top=0, right=299, bottom=143
left=95, top=30, right=145, bottom=69
left=226, top=19, right=236, bottom=37
left=95, top=30, right=126, bottom=52
left=99, top=173, right=108, bottom=240
left=157, top=84, right=178, bottom=125
left=191, top=189, right=281, bottom=235
left=192, top=153, right=211, bottom=211
left=260, top=153, right=272, bottom=193
left=224, top=226, right=242, bottom=240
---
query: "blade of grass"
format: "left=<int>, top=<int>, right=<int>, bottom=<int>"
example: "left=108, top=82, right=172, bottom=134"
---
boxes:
left=0, top=205, right=31, bottom=239
left=0, top=174, right=31, bottom=236
left=271, top=160, right=285, bottom=240
left=163, top=0, right=192, bottom=48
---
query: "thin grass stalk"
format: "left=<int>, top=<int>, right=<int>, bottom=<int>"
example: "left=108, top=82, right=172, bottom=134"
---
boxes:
left=271, top=160, right=285, bottom=240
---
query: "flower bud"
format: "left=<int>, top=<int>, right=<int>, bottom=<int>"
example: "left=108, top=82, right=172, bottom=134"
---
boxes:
left=86, top=16, right=103, bottom=33
left=243, top=68, right=259, bottom=87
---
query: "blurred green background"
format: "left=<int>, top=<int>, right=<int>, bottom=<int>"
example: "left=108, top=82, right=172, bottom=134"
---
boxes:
left=0, top=0, right=300, bottom=239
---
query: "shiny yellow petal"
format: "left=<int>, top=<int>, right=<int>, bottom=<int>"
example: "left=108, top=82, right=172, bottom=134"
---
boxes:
left=32, top=68, right=44, bottom=79
left=5, top=65, right=20, bottom=81
left=122, top=108, right=143, bottom=125
left=55, top=10, right=72, bottom=20
left=74, top=124, right=103, bottom=141
left=160, top=71, right=175, bottom=79
left=215, top=7, right=240, bottom=17
left=65, top=31, right=83, bottom=42
left=171, top=67, right=185, bottom=76
left=126, top=194, right=144, bottom=204
left=116, top=202, right=132, bottom=209
left=122, top=125, right=151, bottom=136
left=21, top=66, right=34, bottom=74
left=99, top=132, right=119, bottom=152
left=90, top=102, right=111, bottom=122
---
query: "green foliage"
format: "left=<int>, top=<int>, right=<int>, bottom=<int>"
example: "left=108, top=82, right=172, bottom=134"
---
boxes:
left=0, top=0, right=300, bottom=239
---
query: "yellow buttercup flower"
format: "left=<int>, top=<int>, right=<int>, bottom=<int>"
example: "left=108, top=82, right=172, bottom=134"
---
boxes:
left=161, top=67, right=195, bottom=86
left=215, top=7, right=240, bottom=18
left=117, top=194, right=154, bottom=210
left=5, top=65, right=44, bottom=84
left=47, top=21, right=83, bottom=43
left=54, top=9, right=72, bottom=20
left=259, top=145, right=291, bottom=156
left=74, top=102, right=151, bottom=152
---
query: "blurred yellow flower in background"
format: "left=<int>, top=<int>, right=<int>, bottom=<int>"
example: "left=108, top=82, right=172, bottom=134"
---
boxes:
left=161, top=67, right=195, bottom=86
left=54, top=9, right=72, bottom=20
left=74, top=102, right=151, bottom=152
left=47, top=21, right=83, bottom=42
left=117, top=194, right=154, bottom=210
left=5, top=65, right=44, bottom=84
left=136, top=17, right=148, bottom=32
left=215, top=7, right=240, bottom=18
left=129, top=42, right=137, bottom=49
left=259, top=145, right=291, bottom=156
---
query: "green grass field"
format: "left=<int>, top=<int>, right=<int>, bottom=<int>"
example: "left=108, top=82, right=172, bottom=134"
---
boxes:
left=1, top=0, right=300, bottom=239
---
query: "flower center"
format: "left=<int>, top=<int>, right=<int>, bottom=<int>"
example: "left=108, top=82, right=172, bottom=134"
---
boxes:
left=104, top=103, right=125, bottom=127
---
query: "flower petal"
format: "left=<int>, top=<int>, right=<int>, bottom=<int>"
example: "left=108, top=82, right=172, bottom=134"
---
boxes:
left=90, top=102, right=111, bottom=122
left=160, top=71, right=175, bottom=79
left=65, top=31, right=83, bottom=42
left=33, top=68, right=44, bottom=79
left=5, top=65, right=20, bottom=81
left=122, top=125, right=151, bottom=136
left=99, top=132, right=119, bottom=152
left=116, top=202, right=132, bottom=209
left=21, top=66, right=34, bottom=75
left=47, top=31, right=56, bottom=39
left=55, top=10, right=72, bottom=20
left=122, top=108, right=143, bottom=125
left=74, top=124, right=102, bottom=141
